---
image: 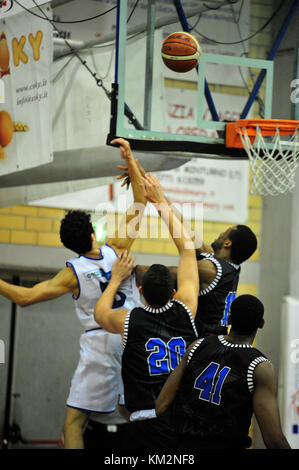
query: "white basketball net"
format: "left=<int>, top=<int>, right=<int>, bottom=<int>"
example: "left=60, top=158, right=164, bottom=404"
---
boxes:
left=238, top=125, right=299, bottom=196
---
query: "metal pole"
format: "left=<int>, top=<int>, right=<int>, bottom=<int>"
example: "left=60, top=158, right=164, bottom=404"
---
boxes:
left=240, top=0, right=299, bottom=119
left=143, top=0, right=156, bottom=129
left=115, top=0, right=121, bottom=84
left=172, top=0, right=220, bottom=122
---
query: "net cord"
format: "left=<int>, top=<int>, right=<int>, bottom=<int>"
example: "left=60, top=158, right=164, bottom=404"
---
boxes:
left=238, top=125, right=299, bottom=196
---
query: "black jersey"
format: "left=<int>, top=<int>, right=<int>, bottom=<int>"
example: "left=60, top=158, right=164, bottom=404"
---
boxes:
left=122, top=299, right=198, bottom=413
left=196, top=252, right=240, bottom=331
left=173, top=334, right=269, bottom=449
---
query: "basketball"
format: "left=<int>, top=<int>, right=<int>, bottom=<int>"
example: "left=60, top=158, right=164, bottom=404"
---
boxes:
left=161, top=31, right=201, bottom=73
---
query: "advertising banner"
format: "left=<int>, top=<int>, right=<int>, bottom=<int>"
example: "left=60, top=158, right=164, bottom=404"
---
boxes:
left=0, top=3, right=53, bottom=175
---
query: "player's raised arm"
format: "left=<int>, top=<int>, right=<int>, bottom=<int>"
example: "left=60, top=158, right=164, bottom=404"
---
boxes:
left=142, top=173, right=199, bottom=317
left=94, top=250, right=135, bottom=334
left=112, top=139, right=147, bottom=205
left=118, top=161, right=207, bottom=253
left=107, top=139, right=146, bottom=253
left=163, top=195, right=208, bottom=252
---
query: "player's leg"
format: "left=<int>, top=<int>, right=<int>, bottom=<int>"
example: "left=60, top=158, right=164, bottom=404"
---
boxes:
left=63, top=406, right=89, bottom=449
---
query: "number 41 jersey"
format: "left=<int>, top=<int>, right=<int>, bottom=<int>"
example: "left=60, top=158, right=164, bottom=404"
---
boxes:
left=173, top=334, right=269, bottom=449
left=122, top=299, right=198, bottom=413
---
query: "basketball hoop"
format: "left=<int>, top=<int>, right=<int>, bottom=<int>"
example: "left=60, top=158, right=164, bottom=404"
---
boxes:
left=226, top=119, right=299, bottom=196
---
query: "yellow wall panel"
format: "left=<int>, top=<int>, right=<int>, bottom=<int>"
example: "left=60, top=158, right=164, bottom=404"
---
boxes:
left=52, top=220, right=61, bottom=234
left=11, top=206, right=38, bottom=216
left=248, top=195, right=262, bottom=209
left=37, top=207, right=65, bottom=219
left=0, top=207, right=11, bottom=214
left=38, top=233, right=62, bottom=247
left=138, top=239, right=162, bottom=255
left=163, top=242, right=178, bottom=257
left=248, top=208, right=262, bottom=222
left=0, top=215, right=25, bottom=230
left=0, top=229, right=10, bottom=243
left=26, top=217, right=53, bottom=232
left=131, top=238, right=143, bottom=253
left=237, top=283, right=257, bottom=297
left=11, top=230, right=37, bottom=245
left=245, top=222, right=261, bottom=236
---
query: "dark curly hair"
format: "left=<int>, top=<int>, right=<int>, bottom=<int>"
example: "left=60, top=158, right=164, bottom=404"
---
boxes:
left=60, top=210, right=94, bottom=255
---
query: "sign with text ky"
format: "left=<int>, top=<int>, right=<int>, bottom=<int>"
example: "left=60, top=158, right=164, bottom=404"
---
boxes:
left=0, top=3, right=53, bottom=175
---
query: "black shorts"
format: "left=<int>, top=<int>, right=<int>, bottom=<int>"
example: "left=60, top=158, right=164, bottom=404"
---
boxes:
left=124, top=415, right=177, bottom=450
left=83, top=419, right=132, bottom=450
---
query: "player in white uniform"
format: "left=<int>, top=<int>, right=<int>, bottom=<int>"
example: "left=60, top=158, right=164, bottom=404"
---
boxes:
left=0, top=139, right=146, bottom=449
left=65, top=242, right=140, bottom=413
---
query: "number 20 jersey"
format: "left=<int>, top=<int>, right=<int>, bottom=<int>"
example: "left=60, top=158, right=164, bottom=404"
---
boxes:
left=121, top=299, right=198, bottom=413
left=173, top=334, right=269, bottom=448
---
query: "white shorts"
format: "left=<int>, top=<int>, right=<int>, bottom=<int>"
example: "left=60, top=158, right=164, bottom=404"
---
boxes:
left=67, top=329, right=124, bottom=413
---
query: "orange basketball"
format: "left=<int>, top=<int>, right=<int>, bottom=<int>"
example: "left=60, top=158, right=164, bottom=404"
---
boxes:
left=161, top=32, right=201, bottom=73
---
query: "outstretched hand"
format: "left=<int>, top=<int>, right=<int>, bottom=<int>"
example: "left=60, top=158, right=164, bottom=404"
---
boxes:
left=141, top=173, right=166, bottom=204
left=117, top=159, right=146, bottom=190
left=111, top=138, right=134, bottom=162
left=112, top=250, right=136, bottom=283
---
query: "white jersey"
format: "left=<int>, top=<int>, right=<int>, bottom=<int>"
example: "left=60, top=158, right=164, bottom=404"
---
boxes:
left=66, top=243, right=141, bottom=331
left=66, top=243, right=141, bottom=413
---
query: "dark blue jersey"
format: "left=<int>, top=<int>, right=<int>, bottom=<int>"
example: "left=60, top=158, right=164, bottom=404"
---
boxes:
left=196, top=252, right=240, bottom=332
left=173, top=334, right=269, bottom=449
left=122, top=299, right=198, bottom=413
